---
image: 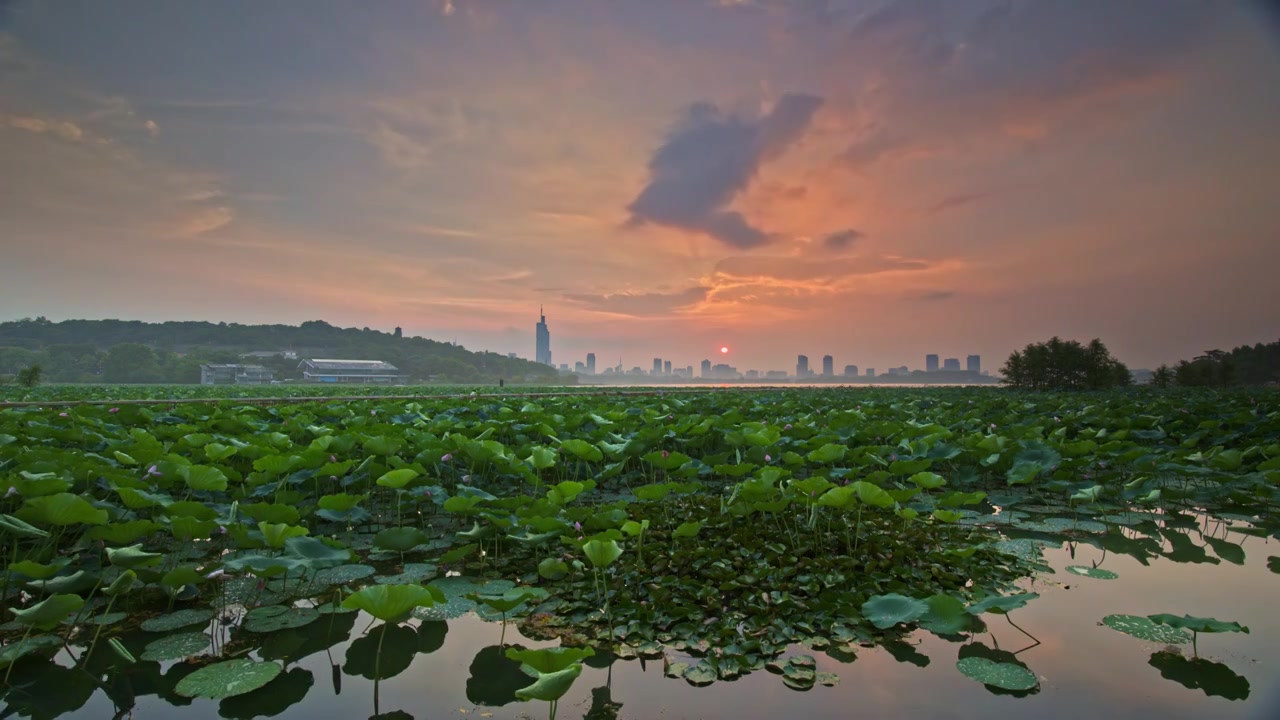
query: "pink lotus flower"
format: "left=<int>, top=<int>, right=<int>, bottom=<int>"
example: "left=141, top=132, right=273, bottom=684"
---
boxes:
left=329, top=455, right=337, bottom=463
left=145, top=465, right=162, bottom=478
left=573, top=521, right=582, bottom=532
left=441, top=453, right=453, bottom=462
left=661, top=450, right=669, bottom=458
left=58, top=412, right=68, bottom=418
left=5, top=487, right=20, bottom=499
left=764, top=454, right=771, bottom=462
left=784, top=424, right=792, bottom=430
left=109, top=408, right=119, bottom=413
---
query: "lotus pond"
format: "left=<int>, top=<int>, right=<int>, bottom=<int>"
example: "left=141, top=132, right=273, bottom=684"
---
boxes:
left=0, top=387, right=1277, bottom=719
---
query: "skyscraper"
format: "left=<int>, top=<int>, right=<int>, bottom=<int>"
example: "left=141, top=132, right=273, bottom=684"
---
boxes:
left=585, top=353, right=596, bottom=374
left=700, top=359, right=711, bottom=378
left=796, top=354, right=809, bottom=377
left=843, top=364, right=859, bottom=377
left=652, top=358, right=663, bottom=375
left=664, top=360, right=672, bottom=375
left=967, top=355, right=981, bottom=373
left=534, top=307, right=551, bottom=366
left=866, top=368, right=876, bottom=377
left=926, top=354, right=939, bottom=372
left=822, top=355, right=834, bottom=376
left=943, top=358, right=961, bottom=371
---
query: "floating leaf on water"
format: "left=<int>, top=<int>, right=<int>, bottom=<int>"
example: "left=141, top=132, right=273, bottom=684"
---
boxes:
left=244, top=605, right=320, bottom=633
left=919, top=594, right=971, bottom=635
left=1147, top=614, right=1249, bottom=635
left=341, top=583, right=443, bottom=622
left=966, top=593, right=1039, bottom=615
left=0, top=634, right=63, bottom=669
left=175, top=659, right=283, bottom=699
left=1101, top=614, right=1191, bottom=644
left=956, top=656, right=1039, bottom=691
left=816, top=671, right=839, bottom=686
left=861, top=593, right=929, bottom=629
left=217, top=666, right=316, bottom=719
left=683, top=661, right=718, bottom=686
left=141, top=632, right=210, bottom=661
left=140, top=607, right=214, bottom=633
left=312, top=563, right=376, bottom=585
left=375, top=563, right=439, bottom=585
left=1066, top=566, right=1119, bottom=580
left=1268, top=556, right=1279, bottom=575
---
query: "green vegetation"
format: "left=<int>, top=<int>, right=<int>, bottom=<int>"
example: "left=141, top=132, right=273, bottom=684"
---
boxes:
left=0, top=317, right=560, bottom=384
left=1001, top=337, right=1131, bottom=390
left=1172, top=342, right=1280, bottom=387
left=0, top=386, right=1274, bottom=716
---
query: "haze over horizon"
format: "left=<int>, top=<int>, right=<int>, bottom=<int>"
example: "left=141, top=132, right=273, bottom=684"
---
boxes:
left=2, top=1, right=1278, bottom=374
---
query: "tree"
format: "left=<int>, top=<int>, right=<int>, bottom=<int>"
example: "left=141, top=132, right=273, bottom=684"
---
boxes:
left=1001, top=337, right=1130, bottom=391
left=1151, top=364, right=1174, bottom=388
left=101, top=343, right=160, bottom=384
left=16, top=364, right=42, bottom=387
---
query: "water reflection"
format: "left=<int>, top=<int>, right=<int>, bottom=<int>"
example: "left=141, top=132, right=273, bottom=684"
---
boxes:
left=15, top=511, right=1279, bottom=720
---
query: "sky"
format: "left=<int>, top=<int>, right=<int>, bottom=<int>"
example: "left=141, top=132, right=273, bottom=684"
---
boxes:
left=2, top=0, right=1279, bottom=374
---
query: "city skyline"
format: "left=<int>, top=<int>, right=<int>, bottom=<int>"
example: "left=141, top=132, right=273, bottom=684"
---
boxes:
left=3, top=2, right=1279, bottom=372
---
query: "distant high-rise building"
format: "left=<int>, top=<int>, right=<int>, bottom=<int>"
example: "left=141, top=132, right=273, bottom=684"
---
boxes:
left=967, top=355, right=981, bottom=373
left=585, top=353, right=596, bottom=374
left=653, top=358, right=663, bottom=375
left=796, top=354, right=809, bottom=377
left=843, top=364, right=859, bottom=377
left=686, top=365, right=693, bottom=378
left=943, top=357, right=961, bottom=371
left=765, top=370, right=788, bottom=379
left=559, top=364, right=569, bottom=371
left=664, top=360, right=672, bottom=375
left=866, top=368, right=876, bottom=377
left=574, top=361, right=585, bottom=373
left=822, top=355, right=834, bottom=376
left=700, top=359, right=711, bottom=378
left=926, top=354, right=939, bottom=372
left=745, top=370, right=759, bottom=379
left=535, top=307, right=552, bottom=366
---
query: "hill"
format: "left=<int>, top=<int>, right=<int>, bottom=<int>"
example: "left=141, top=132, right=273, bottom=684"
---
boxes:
left=0, top=317, right=560, bottom=385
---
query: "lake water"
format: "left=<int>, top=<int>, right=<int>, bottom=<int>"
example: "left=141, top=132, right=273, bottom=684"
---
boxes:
left=46, top=516, right=1279, bottom=720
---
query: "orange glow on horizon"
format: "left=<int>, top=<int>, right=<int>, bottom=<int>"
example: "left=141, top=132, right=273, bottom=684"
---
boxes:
left=720, top=346, right=729, bottom=354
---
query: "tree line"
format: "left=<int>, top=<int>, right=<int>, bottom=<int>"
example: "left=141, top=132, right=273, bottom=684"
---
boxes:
left=1152, top=341, right=1280, bottom=388
left=0, top=318, right=560, bottom=385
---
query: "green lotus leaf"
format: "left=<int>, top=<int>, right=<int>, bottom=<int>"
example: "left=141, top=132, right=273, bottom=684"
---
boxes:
left=967, top=593, right=1039, bottom=615
left=217, top=666, right=316, bottom=719
left=862, top=593, right=929, bottom=629
left=141, top=632, right=210, bottom=661
left=527, top=446, right=558, bottom=470
left=104, top=569, right=139, bottom=597
left=313, top=563, right=377, bottom=585
left=1147, top=614, right=1249, bottom=635
left=10, top=593, right=85, bottom=630
left=283, top=535, right=353, bottom=569
left=21, top=493, right=108, bottom=525
left=140, top=607, right=214, bottom=633
left=376, top=469, right=419, bottom=489
left=582, top=538, right=623, bottom=568
left=467, top=587, right=549, bottom=614
left=341, top=583, right=444, bottom=622
left=168, top=501, right=219, bottom=520
left=375, top=563, right=438, bottom=585
left=932, top=510, right=964, bottom=523
left=807, top=443, right=847, bottom=464
left=919, top=594, right=971, bottom=635
left=9, top=559, right=67, bottom=579
left=0, top=634, right=64, bottom=670
left=106, top=544, right=164, bottom=568
left=259, top=522, right=309, bottom=549
left=956, top=656, right=1039, bottom=691
left=181, top=465, right=229, bottom=492
left=0, top=513, right=50, bottom=538
left=672, top=521, right=703, bottom=538
left=1066, top=566, right=1118, bottom=580
left=560, top=439, right=602, bottom=462
left=374, top=527, right=429, bottom=552
left=537, top=558, right=569, bottom=580
left=238, top=502, right=300, bottom=525
left=205, top=443, right=237, bottom=461
left=514, top=663, right=584, bottom=702
left=175, top=658, right=283, bottom=699
left=114, top=451, right=139, bottom=466
left=683, top=661, right=718, bottom=686
left=909, top=472, right=947, bottom=489
left=244, top=605, right=320, bottom=633
left=505, top=646, right=595, bottom=674
left=852, top=481, right=896, bottom=508
left=87, top=519, right=164, bottom=544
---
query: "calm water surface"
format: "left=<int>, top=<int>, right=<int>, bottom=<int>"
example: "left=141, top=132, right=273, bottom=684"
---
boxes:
left=53, top=524, right=1278, bottom=720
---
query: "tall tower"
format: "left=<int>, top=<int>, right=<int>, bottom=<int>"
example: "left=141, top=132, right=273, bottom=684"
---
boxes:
left=822, top=355, right=834, bottom=376
left=586, top=353, right=596, bottom=374
left=967, top=355, right=981, bottom=373
left=535, top=307, right=552, bottom=366
left=926, top=354, right=939, bottom=372
left=796, top=354, right=809, bottom=377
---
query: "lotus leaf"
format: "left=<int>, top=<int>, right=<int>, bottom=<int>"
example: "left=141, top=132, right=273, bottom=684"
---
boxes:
left=141, top=608, right=214, bottom=633
left=505, top=646, right=595, bottom=674
left=182, top=465, right=229, bottom=492
left=967, top=593, right=1039, bottom=615
left=141, top=632, right=211, bottom=661
left=21, top=493, right=108, bottom=525
left=1101, top=614, right=1191, bottom=644
left=1066, top=566, right=1118, bottom=579
left=341, top=583, right=444, bottom=622
left=175, top=659, right=283, bottom=699
left=10, top=593, right=85, bottom=630
left=861, top=593, right=929, bottom=629
left=0, top=634, right=64, bottom=669
left=1147, top=614, right=1249, bottom=635
left=106, top=544, right=164, bottom=568
left=956, top=656, right=1039, bottom=691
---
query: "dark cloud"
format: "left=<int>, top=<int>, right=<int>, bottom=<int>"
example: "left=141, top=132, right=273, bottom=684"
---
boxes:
left=563, top=286, right=709, bottom=316
left=915, top=289, right=956, bottom=301
left=627, top=93, right=823, bottom=248
left=822, top=228, right=864, bottom=250
left=929, top=192, right=989, bottom=213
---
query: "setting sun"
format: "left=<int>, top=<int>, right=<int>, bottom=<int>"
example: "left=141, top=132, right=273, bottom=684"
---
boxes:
left=720, top=346, right=729, bottom=354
